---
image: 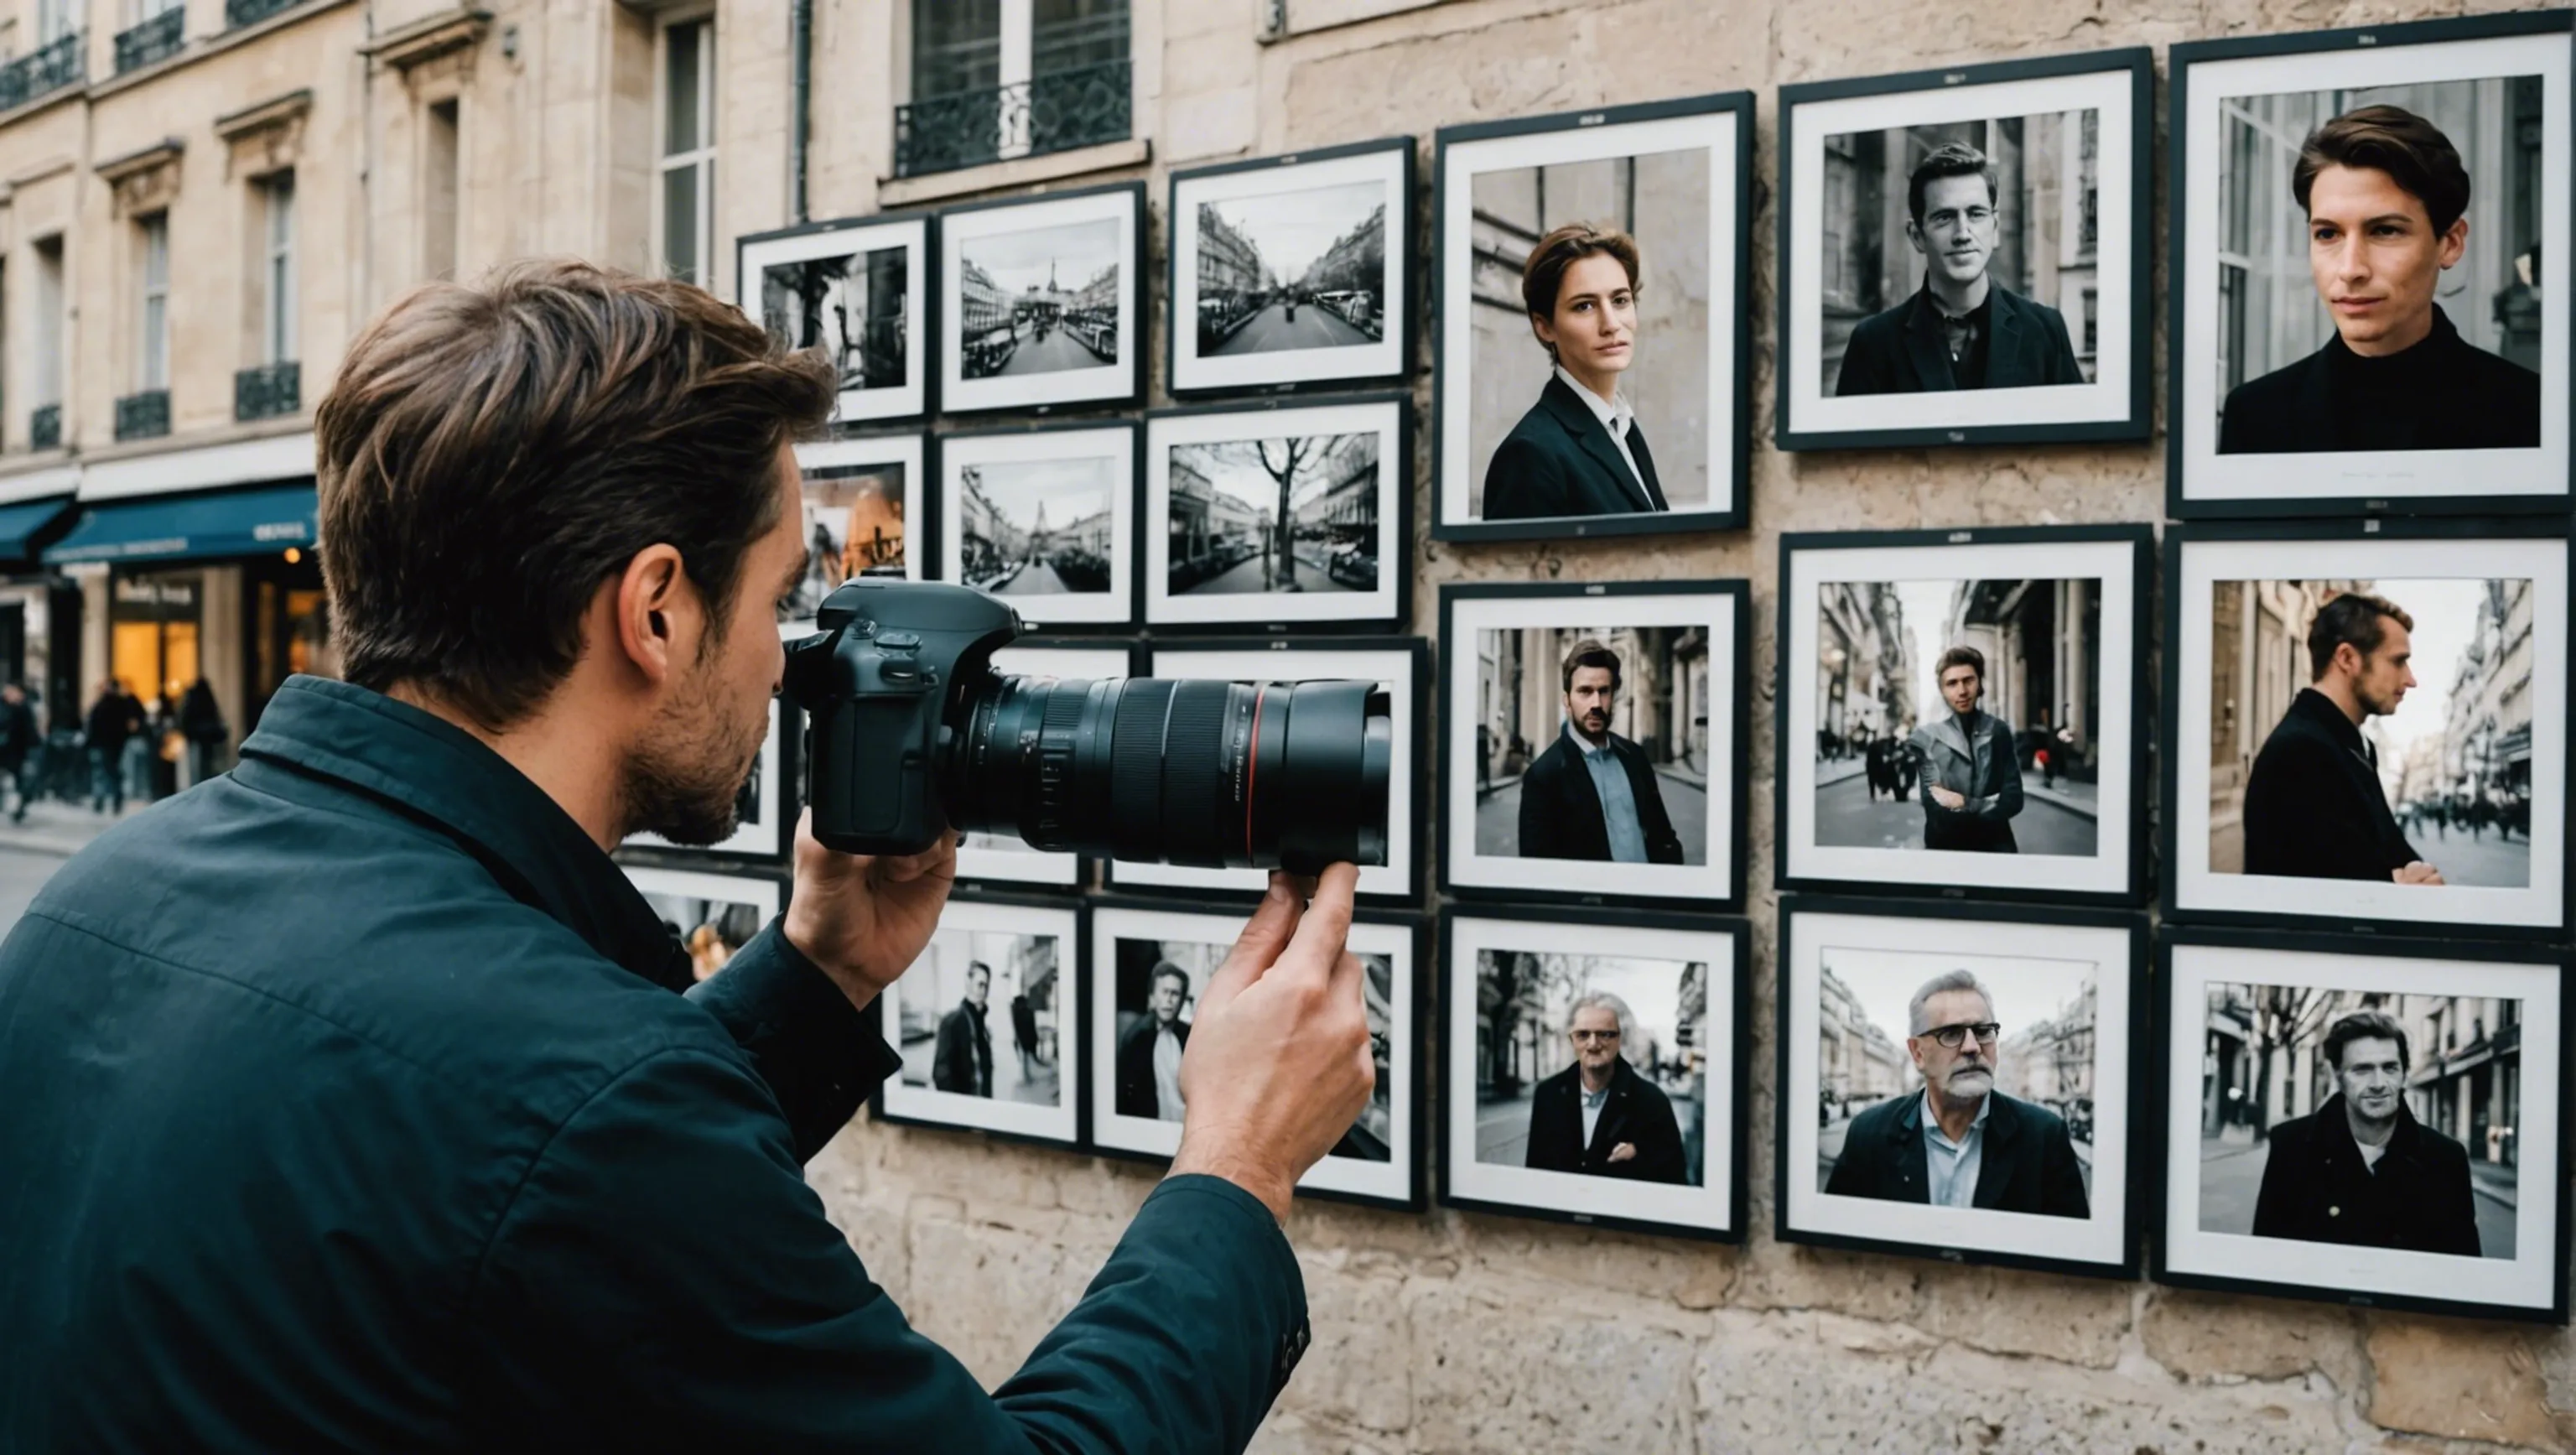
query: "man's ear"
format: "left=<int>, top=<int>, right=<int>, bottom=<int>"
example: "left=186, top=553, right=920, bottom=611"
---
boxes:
left=2438, top=216, right=2470, bottom=270
left=613, top=545, right=692, bottom=685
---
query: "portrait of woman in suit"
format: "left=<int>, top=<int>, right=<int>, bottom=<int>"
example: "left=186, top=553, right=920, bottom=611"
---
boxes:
left=1483, top=224, right=1673, bottom=522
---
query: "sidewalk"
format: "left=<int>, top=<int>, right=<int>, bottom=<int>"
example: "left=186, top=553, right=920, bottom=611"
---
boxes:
left=2025, top=778, right=2099, bottom=820
left=2472, top=1158, right=2518, bottom=1211
left=0, top=798, right=141, bottom=860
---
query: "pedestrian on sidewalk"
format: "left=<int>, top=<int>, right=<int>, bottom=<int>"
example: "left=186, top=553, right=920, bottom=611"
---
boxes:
left=83, top=679, right=143, bottom=816
left=0, top=683, right=35, bottom=823
left=179, top=678, right=230, bottom=789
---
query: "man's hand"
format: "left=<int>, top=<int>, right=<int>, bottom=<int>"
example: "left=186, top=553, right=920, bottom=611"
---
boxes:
left=1168, top=865, right=1374, bottom=1222
left=1929, top=785, right=1966, bottom=809
left=781, top=808, right=958, bottom=1012
left=2393, top=861, right=2447, bottom=886
left=1607, top=1141, right=1637, bottom=1165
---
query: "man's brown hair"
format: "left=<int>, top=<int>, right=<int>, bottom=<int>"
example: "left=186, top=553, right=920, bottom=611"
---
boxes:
left=2293, top=105, right=2472, bottom=235
left=1520, top=224, right=1641, bottom=359
left=2324, top=1008, right=2410, bottom=1074
left=315, top=260, right=834, bottom=728
left=2308, top=590, right=2414, bottom=681
left=1560, top=638, right=1623, bottom=694
left=1935, top=645, right=1985, bottom=685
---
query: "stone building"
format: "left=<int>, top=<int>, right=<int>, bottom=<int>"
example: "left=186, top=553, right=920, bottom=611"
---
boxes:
left=2441, top=577, right=2535, bottom=826
left=1815, top=963, right=1906, bottom=1119
left=1944, top=575, right=2098, bottom=778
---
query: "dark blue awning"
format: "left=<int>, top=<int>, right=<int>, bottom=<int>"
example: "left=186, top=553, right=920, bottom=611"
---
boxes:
left=44, top=483, right=316, bottom=565
left=0, top=495, right=74, bottom=562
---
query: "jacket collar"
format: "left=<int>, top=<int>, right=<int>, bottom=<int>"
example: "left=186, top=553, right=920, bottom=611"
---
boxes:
left=2315, top=1092, right=2428, bottom=1167
left=1924, top=709, right=1987, bottom=762
left=1890, top=1086, right=2020, bottom=1146
left=1538, top=375, right=1657, bottom=512
left=2290, top=687, right=2371, bottom=761
left=235, top=675, right=689, bottom=990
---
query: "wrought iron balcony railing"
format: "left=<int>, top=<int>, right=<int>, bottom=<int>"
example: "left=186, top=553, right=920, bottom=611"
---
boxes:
left=225, top=0, right=302, bottom=29
left=0, top=33, right=84, bottom=112
left=894, top=59, right=1131, bottom=179
left=235, top=361, right=300, bottom=423
left=29, top=405, right=60, bottom=452
left=115, top=390, right=171, bottom=442
left=115, top=9, right=184, bottom=74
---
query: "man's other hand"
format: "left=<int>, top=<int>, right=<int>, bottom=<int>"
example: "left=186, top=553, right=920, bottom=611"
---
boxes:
left=2393, top=861, right=2446, bottom=886
left=1929, top=785, right=1966, bottom=809
left=782, top=808, right=958, bottom=1011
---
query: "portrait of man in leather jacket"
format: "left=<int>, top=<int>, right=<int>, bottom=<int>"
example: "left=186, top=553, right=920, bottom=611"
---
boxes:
left=1907, top=645, right=2024, bottom=853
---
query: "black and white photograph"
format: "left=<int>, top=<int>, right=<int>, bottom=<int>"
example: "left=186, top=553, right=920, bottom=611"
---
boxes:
left=1440, top=582, right=1744, bottom=908
left=2169, top=15, right=2573, bottom=514
left=2158, top=931, right=2567, bottom=1322
left=1104, top=641, right=1424, bottom=902
left=738, top=212, right=931, bottom=424
left=1434, top=93, right=1751, bottom=541
left=1778, top=50, right=2152, bottom=449
left=875, top=896, right=1083, bottom=1146
left=782, top=435, right=922, bottom=632
left=1090, top=904, right=1421, bottom=1208
left=2166, top=524, right=2569, bottom=936
left=937, top=183, right=1142, bottom=414
left=1779, top=901, right=2140, bottom=1276
left=936, top=424, right=1136, bottom=628
left=622, top=695, right=787, bottom=860
left=955, top=643, right=1135, bottom=887
left=1168, top=138, right=1411, bottom=395
left=1440, top=907, right=1746, bottom=1239
left=622, top=866, right=780, bottom=985
left=1777, top=527, right=2149, bottom=904
left=1143, top=396, right=1406, bottom=629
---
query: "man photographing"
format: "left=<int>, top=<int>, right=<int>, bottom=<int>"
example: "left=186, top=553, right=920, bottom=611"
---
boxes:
left=2241, top=591, right=2444, bottom=885
left=0, top=262, right=1376, bottom=1451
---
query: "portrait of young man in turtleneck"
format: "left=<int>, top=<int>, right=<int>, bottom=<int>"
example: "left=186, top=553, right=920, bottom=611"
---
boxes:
left=2220, top=104, right=2542, bottom=454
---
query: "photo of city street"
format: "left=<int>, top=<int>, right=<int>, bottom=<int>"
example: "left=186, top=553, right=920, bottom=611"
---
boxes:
left=1811, top=578, right=2104, bottom=857
left=636, top=888, right=764, bottom=985
left=1194, top=181, right=1389, bottom=356
left=1470, top=625, right=1713, bottom=864
left=892, top=928, right=1063, bottom=1108
left=1166, top=432, right=1379, bottom=597
left=1470, top=948, right=1708, bottom=1186
left=758, top=244, right=910, bottom=394
left=2199, top=983, right=2521, bottom=1259
left=781, top=463, right=905, bottom=623
left=2205, top=578, right=2533, bottom=887
left=957, top=220, right=1123, bottom=379
left=953, top=455, right=1117, bottom=597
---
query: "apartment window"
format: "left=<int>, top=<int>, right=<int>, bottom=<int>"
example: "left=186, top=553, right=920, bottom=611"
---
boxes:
left=897, top=0, right=1130, bottom=178
left=32, top=236, right=62, bottom=415
left=138, top=212, right=169, bottom=390
left=37, top=0, right=75, bottom=44
left=262, top=173, right=295, bottom=363
left=655, top=15, right=714, bottom=287
left=422, top=99, right=459, bottom=280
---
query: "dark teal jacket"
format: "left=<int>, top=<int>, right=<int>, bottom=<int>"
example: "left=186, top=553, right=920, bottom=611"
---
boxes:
left=0, top=676, right=1307, bottom=1452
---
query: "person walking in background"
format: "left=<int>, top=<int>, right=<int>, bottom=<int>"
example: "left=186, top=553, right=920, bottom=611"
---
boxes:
left=179, top=678, right=229, bottom=790
left=1010, top=990, right=1041, bottom=1083
left=84, top=679, right=143, bottom=816
left=0, top=683, right=36, bottom=824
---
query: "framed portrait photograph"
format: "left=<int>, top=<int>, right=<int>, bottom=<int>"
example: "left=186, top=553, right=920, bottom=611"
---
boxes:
left=1433, top=91, right=1753, bottom=542
left=1438, top=581, right=1745, bottom=910
left=954, top=641, right=1138, bottom=888
left=781, top=434, right=922, bottom=636
left=1775, top=525, right=2151, bottom=905
left=1776, top=899, right=2142, bottom=1278
left=1438, top=906, right=1748, bottom=1242
left=622, top=865, right=782, bottom=986
left=1777, top=49, right=2152, bottom=450
left=1167, top=138, right=1412, bottom=397
left=738, top=210, right=932, bottom=425
left=2168, top=13, right=2573, bottom=517
left=1142, top=394, right=1409, bottom=631
left=937, top=182, right=1143, bottom=415
left=934, top=424, right=1137, bottom=629
left=2163, top=520, right=2572, bottom=938
left=623, top=695, right=788, bottom=861
left=1088, top=902, right=1425, bottom=1209
left=2156, top=928, right=2568, bottom=1324
left=873, top=893, right=1085, bottom=1149
left=1101, top=639, right=1425, bottom=902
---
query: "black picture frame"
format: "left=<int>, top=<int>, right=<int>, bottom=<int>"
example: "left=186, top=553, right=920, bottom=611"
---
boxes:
left=1139, top=391, right=1414, bottom=634
left=867, top=887, right=1091, bottom=1153
left=736, top=207, right=939, bottom=426
left=954, top=638, right=1143, bottom=893
left=1774, top=47, right=2154, bottom=451
left=1434, top=902, right=1751, bottom=1244
left=2158, top=516, right=2574, bottom=943
left=2150, top=924, right=2572, bottom=1325
left=1166, top=136, right=1417, bottom=399
left=929, top=418, right=1143, bottom=631
left=935, top=179, right=1146, bottom=418
left=1436, top=579, right=1748, bottom=912
left=2165, top=11, right=2576, bottom=519
left=1429, top=91, right=1755, bottom=543
left=1773, top=894, right=2148, bottom=1280
left=1771, top=522, right=2154, bottom=907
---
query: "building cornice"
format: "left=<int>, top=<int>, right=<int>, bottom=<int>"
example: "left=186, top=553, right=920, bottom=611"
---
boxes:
left=363, top=8, right=490, bottom=70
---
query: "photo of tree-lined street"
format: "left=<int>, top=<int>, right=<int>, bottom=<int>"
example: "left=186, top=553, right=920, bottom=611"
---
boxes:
left=1166, top=432, right=1379, bottom=596
left=1194, top=181, right=1388, bottom=356
left=958, top=221, right=1123, bottom=378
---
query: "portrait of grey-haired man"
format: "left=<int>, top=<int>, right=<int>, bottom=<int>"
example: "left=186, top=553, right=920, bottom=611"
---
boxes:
left=1521, top=991, right=1688, bottom=1182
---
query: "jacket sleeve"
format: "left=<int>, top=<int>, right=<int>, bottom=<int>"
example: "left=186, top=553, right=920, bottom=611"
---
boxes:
left=1973, top=725, right=2024, bottom=822
left=1483, top=434, right=1565, bottom=522
left=1633, top=756, right=1687, bottom=865
left=1834, top=326, right=1888, bottom=397
left=1517, top=758, right=1562, bottom=860
left=683, top=921, right=891, bottom=1162
left=2040, top=1116, right=2091, bottom=1220
left=1636, top=1088, right=1690, bottom=1185
left=2248, top=1129, right=2295, bottom=1239
left=471, top=1047, right=1308, bottom=1454
left=1821, top=1117, right=1872, bottom=1198
left=2437, top=1144, right=2484, bottom=1257
left=2245, top=748, right=2384, bottom=881
left=2042, top=303, right=2085, bottom=385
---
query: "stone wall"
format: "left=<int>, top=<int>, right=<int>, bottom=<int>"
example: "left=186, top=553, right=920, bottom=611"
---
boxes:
left=801, top=0, right=2576, bottom=1447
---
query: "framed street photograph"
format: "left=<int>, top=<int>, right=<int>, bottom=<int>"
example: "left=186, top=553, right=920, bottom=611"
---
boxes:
left=1142, top=394, right=1409, bottom=631
left=622, top=865, right=782, bottom=986
left=1775, top=525, right=2150, bottom=905
left=873, top=893, right=1085, bottom=1149
left=623, top=695, right=788, bottom=861
left=953, top=642, right=1138, bottom=888
left=1433, top=92, right=1753, bottom=542
left=2168, top=13, right=2573, bottom=517
left=1438, top=906, right=1748, bottom=1242
left=1777, top=898, right=2142, bottom=1278
left=1777, top=49, right=2152, bottom=449
left=1088, top=901, right=1425, bottom=1210
left=782, top=434, right=922, bottom=636
left=933, top=423, right=1138, bottom=629
left=1101, top=639, right=1425, bottom=903
left=1167, top=137, right=1412, bottom=397
left=738, top=210, right=932, bottom=424
left=1438, top=580, right=1745, bottom=910
left=937, top=182, right=1143, bottom=416
left=2163, top=520, right=2572, bottom=938
left=2156, top=928, right=2568, bottom=1324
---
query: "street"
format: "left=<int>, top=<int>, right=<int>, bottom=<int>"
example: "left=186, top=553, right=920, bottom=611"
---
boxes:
left=1474, top=767, right=1708, bottom=865
left=2198, top=1138, right=2516, bottom=1257
left=897, top=1030, right=1062, bottom=1107
left=1812, top=771, right=2097, bottom=856
left=0, top=844, right=60, bottom=927
left=989, top=327, right=1112, bottom=377
left=982, top=561, right=1072, bottom=595
left=1209, top=302, right=1374, bottom=355
left=1180, top=553, right=1344, bottom=595
left=2405, top=819, right=2532, bottom=889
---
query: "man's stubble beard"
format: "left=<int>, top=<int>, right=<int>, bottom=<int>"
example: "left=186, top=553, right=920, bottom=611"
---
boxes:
left=620, top=645, right=766, bottom=847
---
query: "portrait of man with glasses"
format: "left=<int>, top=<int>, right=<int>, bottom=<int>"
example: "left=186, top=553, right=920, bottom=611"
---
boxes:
left=1521, top=991, right=1690, bottom=1183
left=1821, top=969, right=2091, bottom=1218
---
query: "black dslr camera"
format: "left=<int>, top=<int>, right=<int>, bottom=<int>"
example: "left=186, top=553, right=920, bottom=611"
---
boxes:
left=779, top=578, right=1392, bottom=874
